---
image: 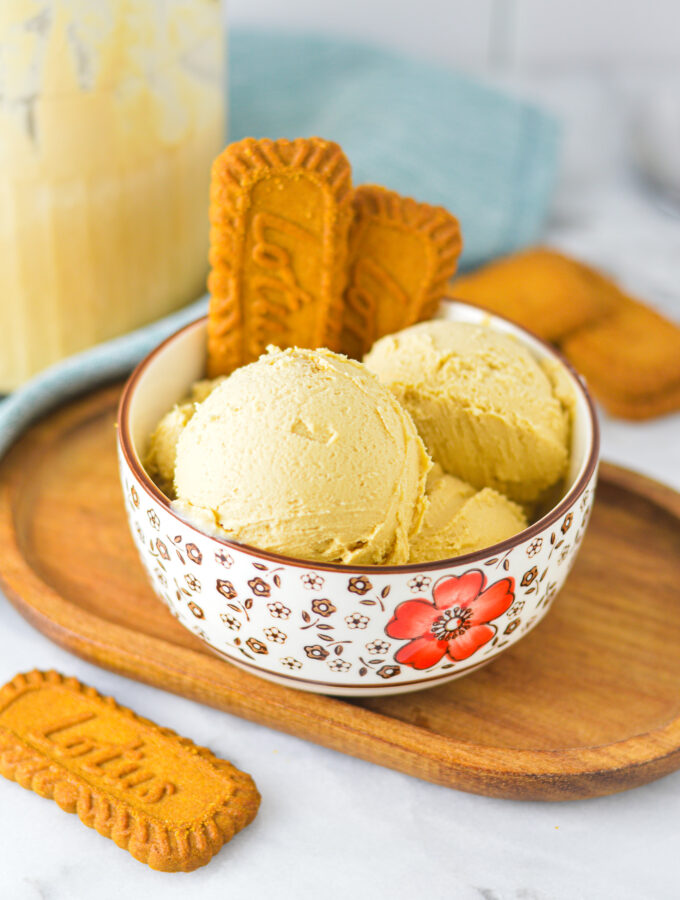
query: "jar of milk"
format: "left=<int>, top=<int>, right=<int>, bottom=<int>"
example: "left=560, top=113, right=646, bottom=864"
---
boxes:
left=0, top=1, right=225, bottom=389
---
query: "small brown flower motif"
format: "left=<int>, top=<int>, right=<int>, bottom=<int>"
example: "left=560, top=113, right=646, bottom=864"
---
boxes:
left=366, top=639, right=391, bottom=655
left=304, top=644, right=329, bottom=661
left=154, top=569, right=168, bottom=588
left=561, top=513, right=573, bottom=534
left=504, top=618, right=521, bottom=635
left=215, top=549, right=234, bottom=568
left=408, top=575, right=431, bottom=592
left=376, top=664, right=400, bottom=679
left=345, top=613, right=369, bottom=630
left=135, top=524, right=145, bottom=543
left=521, top=566, right=538, bottom=587
left=301, top=573, right=324, bottom=590
left=311, top=598, right=336, bottom=618
left=268, top=601, right=291, bottom=619
left=280, top=656, right=302, bottom=670
left=348, top=576, right=372, bottom=596
left=216, top=579, right=237, bottom=600
left=220, top=613, right=241, bottom=631
left=509, top=601, right=525, bottom=616
left=130, top=486, right=139, bottom=507
left=248, top=577, right=271, bottom=598
left=185, top=543, right=203, bottom=565
left=184, top=573, right=201, bottom=592
left=526, top=538, right=543, bottom=558
left=264, top=626, right=286, bottom=643
left=558, top=546, right=570, bottom=565
left=188, top=601, right=204, bottom=619
left=147, top=510, right=160, bottom=530
left=327, top=658, right=351, bottom=673
left=155, top=539, right=170, bottom=560
left=246, top=637, right=268, bottom=655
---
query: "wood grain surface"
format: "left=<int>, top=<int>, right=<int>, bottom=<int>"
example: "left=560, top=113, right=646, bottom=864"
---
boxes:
left=1, top=383, right=679, bottom=801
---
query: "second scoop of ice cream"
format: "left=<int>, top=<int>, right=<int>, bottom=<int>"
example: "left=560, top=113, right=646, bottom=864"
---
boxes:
left=173, top=347, right=430, bottom=565
left=364, top=320, right=570, bottom=505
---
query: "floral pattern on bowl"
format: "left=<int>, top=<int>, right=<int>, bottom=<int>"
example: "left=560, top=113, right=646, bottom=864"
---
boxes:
left=119, top=446, right=596, bottom=697
left=117, top=306, right=599, bottom=697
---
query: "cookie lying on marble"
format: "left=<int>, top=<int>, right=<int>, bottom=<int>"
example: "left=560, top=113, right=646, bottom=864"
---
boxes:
left=562, top=296, right=680, bottom=419
left=0, top=670, right=260, bottom=872
left=447, top=247, right=619, bottom=342
left=448, top=247, right=680, bottom=420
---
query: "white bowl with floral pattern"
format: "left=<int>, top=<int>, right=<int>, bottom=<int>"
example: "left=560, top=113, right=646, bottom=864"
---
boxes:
left=117, top=302, right=599, bottom=697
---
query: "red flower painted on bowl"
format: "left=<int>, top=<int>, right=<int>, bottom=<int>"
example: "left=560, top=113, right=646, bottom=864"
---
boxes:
left=386, top=570, right=514, bottom=670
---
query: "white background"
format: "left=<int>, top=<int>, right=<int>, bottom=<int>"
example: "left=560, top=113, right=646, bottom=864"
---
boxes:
left=229, top=0, right=680, bottom=71
left=2, top=2, right=680, bottom=898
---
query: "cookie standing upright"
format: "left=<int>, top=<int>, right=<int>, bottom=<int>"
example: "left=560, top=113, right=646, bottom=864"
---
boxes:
left=207, top=137, right=354, bottom=376
left=341, top=185, right=462, bottom=359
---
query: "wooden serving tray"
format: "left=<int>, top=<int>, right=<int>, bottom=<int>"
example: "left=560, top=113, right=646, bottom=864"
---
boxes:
left=1, top=384, right=680, bottom=802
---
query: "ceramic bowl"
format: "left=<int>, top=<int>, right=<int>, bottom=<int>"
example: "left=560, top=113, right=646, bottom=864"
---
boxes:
left=117, top=302, right=599, bottom=697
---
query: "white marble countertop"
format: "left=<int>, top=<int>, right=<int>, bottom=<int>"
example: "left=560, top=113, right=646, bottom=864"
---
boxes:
left=1, top=69, right=679, bottom=900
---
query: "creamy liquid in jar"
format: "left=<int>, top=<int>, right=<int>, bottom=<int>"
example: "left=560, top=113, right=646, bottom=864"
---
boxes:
left=0, top=1, right=225, bottom=389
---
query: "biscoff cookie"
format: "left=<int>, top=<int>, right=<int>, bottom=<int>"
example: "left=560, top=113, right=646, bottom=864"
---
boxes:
left=578, top=375, right=680, bottom=420
left=207, top=137, right=353, bottom=376
left=447, top=247, right=620, bottom=342
left=0, top=670, right=260, bottom=872
left=563, top=296, right=680, bottom=403
left=341, top=185, right=462, bottom=359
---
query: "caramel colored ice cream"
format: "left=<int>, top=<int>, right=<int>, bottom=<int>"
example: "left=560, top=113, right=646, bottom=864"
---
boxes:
left=171, top=347, right=430, bottom=565
left=145, top=320, right=570, bottom=565
left=364, top=320, right=569, bottom=505
left=409, top=465, right=527, bottom=563
left=145, top=378, right=224, bottom=497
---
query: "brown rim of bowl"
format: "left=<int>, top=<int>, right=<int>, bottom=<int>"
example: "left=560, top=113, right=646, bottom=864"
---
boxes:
left=117, top=305, right=600, bottom=575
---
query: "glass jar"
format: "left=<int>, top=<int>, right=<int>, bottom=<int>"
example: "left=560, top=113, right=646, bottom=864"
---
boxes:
left=0, top=0, right=225, bottom=390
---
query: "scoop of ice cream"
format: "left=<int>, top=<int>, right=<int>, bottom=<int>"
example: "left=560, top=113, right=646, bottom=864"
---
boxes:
left=409, top=465, right=527, bottom=562
left=145, top=403, right=194, bottom=498
left=364, top=320, right=569, bottom=505
left=173, top=347, right=430, bottom=565
left=144, top=378, right=225, bottom=497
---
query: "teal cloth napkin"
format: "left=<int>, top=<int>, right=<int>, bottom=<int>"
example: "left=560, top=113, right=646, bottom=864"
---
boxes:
left=0, top=28, right=559, bottom=456
left=230, top=30, right=559, bottom=270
